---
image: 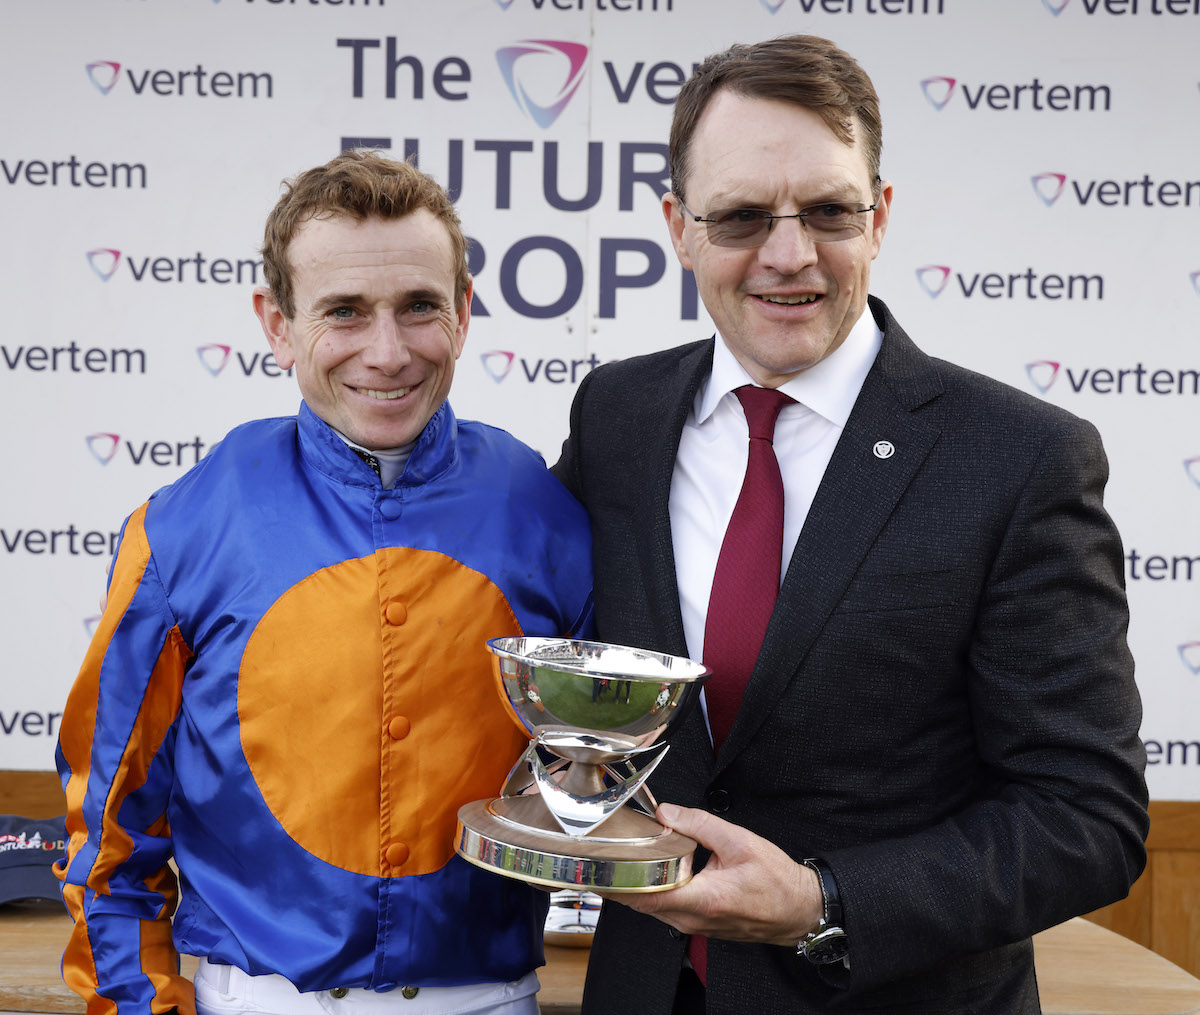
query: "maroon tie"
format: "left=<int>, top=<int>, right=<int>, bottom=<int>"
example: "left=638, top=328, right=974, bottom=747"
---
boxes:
left=702, top=384, right=793, bottom=750
left=688, top=384, right=792, bottom=987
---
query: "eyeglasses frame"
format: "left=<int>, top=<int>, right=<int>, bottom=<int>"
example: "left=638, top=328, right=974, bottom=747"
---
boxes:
left=675, top=176, right=884, bottom=248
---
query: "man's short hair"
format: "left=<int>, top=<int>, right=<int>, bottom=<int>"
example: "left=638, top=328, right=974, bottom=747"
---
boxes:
left=261, top=150, right=469, bottom=320
left=669, top=35, right=883, bottom=203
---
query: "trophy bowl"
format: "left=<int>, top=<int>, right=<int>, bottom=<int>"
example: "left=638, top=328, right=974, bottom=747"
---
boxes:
left=456, top=637, right=710, bottom=893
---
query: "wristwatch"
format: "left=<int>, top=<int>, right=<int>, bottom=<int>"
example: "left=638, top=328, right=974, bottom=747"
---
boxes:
left=798, top=858, right=849, bottom=966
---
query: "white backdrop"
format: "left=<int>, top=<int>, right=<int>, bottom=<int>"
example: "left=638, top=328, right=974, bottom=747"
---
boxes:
left=1, top=0, right=1197, bottom=798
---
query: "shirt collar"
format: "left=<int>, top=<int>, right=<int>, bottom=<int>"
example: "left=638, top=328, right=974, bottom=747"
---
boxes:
left=334, top=434, right=417, bottom=489
left=296, top=400, right=458, bottom=489
left=696, top=306, right=882, bottom=426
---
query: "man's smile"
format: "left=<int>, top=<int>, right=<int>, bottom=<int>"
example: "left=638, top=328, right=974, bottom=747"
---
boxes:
left=753, top=293, right=822, bottom=306
left=354, top=385, right=414, bottom=400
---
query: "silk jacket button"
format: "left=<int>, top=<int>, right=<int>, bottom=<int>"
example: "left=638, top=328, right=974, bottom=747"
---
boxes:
left=385, top=602, right=408, bottom=625
left=386, top=842, right=410, bottom=867
left=388, top=716, right=411, bottom=740
left=380, top=499, right=402, bottom=520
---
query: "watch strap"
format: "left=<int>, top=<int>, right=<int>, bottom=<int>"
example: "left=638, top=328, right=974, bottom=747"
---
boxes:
left=802, top=857, right=842, bottom=928
left=798, top=857, right=849, bottom=966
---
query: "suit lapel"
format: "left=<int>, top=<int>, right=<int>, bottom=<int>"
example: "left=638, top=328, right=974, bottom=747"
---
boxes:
left=626, top=341, right=714, bottom=660
left=716, top=301, right=945, bottom=769
left=628, top=341, right=717, bottom=781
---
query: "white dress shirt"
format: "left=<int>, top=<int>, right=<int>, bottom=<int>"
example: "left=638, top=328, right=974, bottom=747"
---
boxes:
left=669, top=310, right=882, bottom=668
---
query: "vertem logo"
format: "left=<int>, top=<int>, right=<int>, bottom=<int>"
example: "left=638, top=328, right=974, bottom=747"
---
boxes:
left=758, top=0, right=945, bottom=12
left=1026, top=362, right=1197, bottom=395
left=1031, top=173, right=1067, bottom=206
left=86, top=433, right=121, bottom=465
left=1046, top=0, right=1200, bottom=14
left=85, top=434, right=210, bottom=467
left=915, top=265, right=951, bottom=297
left=1033, top=172, right=1198, bottom=207
left=86, top=249, right=264, bottom=284
left=480, top=350, right=605, bottom=384
left=1025, top=361, right=1061, bottom=394
left=87, top=248, right=122, bottom=281
left=197, top=344, right=233, bottom=376
left=481, top=350, right=516, bottom=382
left=920, top=76, right=955, bottom=110
left=920, top=77, right=1110, bottom=112
left=1179, top=641, right=1200, bottom=675
left=86, top=61, right=122, bottom=95
left=84, top=59, right=273, bottom=98
left=496, top=40, right=589, bottom=128
left=919, top=265, right=1102, bottom=301
left=197, top=344, right=294, bottom=378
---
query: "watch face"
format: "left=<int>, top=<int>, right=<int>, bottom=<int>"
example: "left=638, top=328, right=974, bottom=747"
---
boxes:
left=806, top=927, right=850, bottom=965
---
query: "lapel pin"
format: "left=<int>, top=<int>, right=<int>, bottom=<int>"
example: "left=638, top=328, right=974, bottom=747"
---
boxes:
left=873, top=441, right=896, bottom=459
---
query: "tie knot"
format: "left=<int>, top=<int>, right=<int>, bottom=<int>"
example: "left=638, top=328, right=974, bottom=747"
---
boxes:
left=735, top=385, right=794, bottom=442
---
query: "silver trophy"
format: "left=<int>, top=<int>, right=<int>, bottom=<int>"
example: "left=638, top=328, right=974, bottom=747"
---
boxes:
left=456, top=637, right=711, bottom=892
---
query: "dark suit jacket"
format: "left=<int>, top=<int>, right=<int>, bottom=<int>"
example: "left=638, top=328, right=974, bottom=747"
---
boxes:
left=552, top=298, right=1149, bottom=1015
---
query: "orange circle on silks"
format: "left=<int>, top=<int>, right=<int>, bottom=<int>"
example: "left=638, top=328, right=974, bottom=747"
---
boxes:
left=238, top=547, right=527, bottom=878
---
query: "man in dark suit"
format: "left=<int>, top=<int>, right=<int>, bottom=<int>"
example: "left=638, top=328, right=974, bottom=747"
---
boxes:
left=552, top=35, right=1148, bottom=1015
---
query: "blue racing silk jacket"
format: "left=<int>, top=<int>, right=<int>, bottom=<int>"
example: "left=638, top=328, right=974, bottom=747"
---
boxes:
left=55, top=401, right=595, bottom=1015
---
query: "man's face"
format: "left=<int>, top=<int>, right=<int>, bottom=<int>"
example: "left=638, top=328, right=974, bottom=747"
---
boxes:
left=664, top=91, right=891, bottom=388
left=254, top=210, right=469, bottom=450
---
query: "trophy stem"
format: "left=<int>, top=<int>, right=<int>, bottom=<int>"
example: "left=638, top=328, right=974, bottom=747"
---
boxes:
left=559, top=761, right=606, bottom=799
left=530, top=742, right=669, bottom=838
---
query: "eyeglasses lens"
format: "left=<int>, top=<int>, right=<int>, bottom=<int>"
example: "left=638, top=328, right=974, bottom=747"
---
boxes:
left=707, top=205, right=871, bottom=248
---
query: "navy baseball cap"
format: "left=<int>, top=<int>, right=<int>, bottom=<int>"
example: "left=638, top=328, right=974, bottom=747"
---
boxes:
left=0, top=814, right=67, bottom=905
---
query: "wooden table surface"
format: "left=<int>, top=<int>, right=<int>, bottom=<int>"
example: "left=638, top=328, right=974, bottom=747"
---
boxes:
left=4, top=907, right=1198, bottom=1015
left=1032, top=917, right=1200, bottom=1015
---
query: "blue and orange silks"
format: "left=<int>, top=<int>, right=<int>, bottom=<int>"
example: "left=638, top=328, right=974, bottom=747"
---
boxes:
left=56, top=401, right=594, bottom=1015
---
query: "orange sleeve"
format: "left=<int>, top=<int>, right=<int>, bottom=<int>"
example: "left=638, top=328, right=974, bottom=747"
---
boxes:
left=55, top=504, right=196, bottom=1015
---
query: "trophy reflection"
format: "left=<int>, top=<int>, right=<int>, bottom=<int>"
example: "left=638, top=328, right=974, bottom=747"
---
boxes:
left=456, top=637, right=711, bottom=892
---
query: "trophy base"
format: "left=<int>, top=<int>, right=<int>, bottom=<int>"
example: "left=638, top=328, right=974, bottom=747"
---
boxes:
left=455, top=796, right=697, bottom=893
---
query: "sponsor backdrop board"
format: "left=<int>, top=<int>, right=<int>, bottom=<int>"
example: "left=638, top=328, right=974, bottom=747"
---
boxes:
left=0, top=0, right=1197, bottom=798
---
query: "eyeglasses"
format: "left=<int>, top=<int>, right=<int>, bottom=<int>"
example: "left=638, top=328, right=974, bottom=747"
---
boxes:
left=678, top=199, right=879, bottom=248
